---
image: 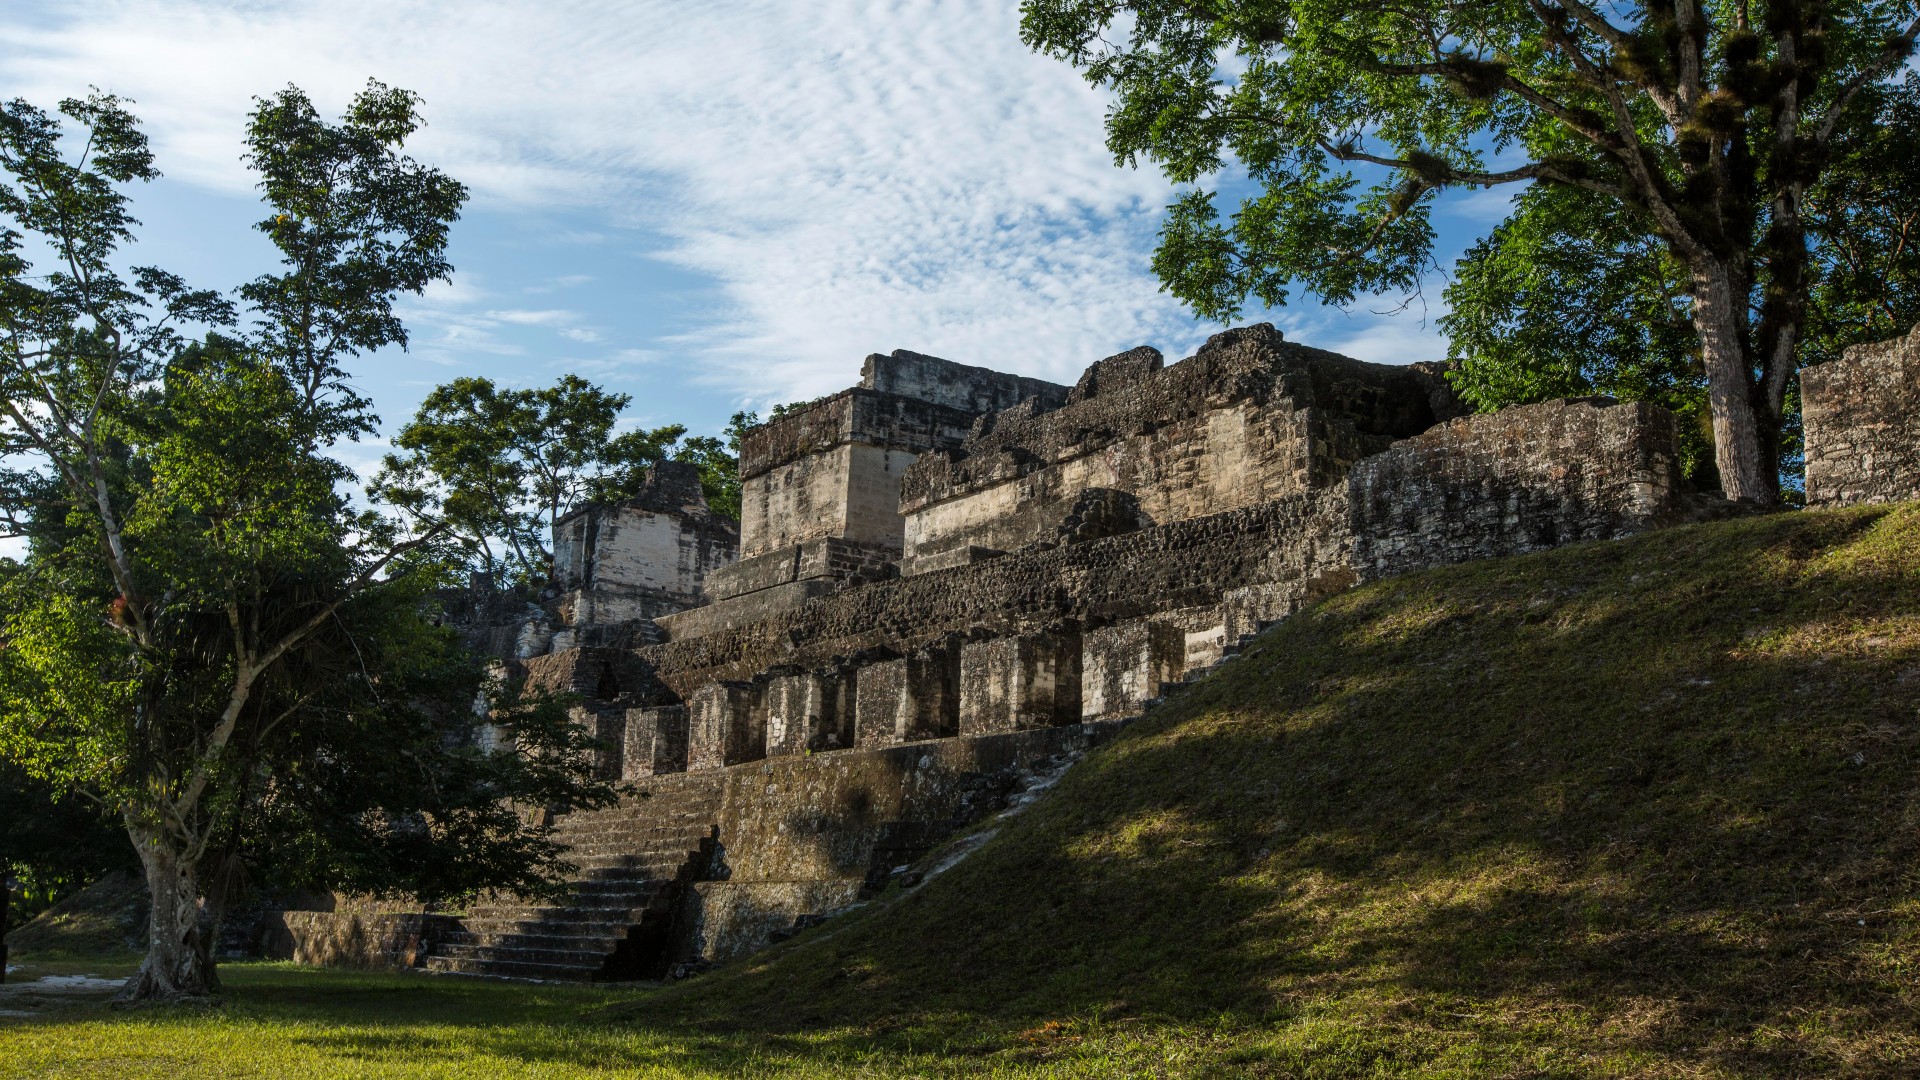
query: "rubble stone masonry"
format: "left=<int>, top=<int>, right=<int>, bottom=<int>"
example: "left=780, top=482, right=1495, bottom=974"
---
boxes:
left=1803, top=323, right=1920, bottom=507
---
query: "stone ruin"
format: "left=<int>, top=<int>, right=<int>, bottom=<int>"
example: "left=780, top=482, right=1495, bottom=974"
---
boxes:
left=262, top=321, right=1920, bottom=981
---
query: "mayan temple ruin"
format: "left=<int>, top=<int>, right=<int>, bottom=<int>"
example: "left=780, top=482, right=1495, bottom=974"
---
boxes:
left=260, top=320, right=1920, bottom=981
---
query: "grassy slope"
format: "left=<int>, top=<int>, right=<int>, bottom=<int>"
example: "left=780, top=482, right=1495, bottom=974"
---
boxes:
left=640, top=503, right=1920, bottom=1075
left=4, top=504, right=1916, bottom=1078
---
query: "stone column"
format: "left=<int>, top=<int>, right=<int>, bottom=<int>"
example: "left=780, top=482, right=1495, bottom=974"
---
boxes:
left=623, top=705, right=689, bottom=778
left=763, top=671, right=829, bottom=756
left=853, top=646, right=957, bottom=746
left=687, top=681, right=763, bottom=770
left=958, top=630, right=1082, bottom=735
left=1081, top=621, right=1184, bottom=721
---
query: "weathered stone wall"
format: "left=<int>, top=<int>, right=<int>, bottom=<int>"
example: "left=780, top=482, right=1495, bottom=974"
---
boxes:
left=260, top=902, right=456, bottom=970
left=1348, top=397, right=1685, bottom=579
left=551, top=462, right=738, bottom=631
left=681, top=721, right=1122, bottom=961
left=1803, top=323, right=1920, bottom=508
left=859, top=348, right=1069, bottom=415
left=897, top=325, right=1453, bottom=572
left=647, top=490, right=1357, bottom=694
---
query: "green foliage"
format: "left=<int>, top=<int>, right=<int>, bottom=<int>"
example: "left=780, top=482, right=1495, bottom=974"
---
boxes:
left=0, top=87, right=611, bottom=996
left=374, top=375, right=712, bottom=589
left=1440, top=184, right=1716, bottom=480
left=0, top=758, right=134, bottom=931
left=238, top=81, right=468, bottom=434
left=670, top=409, right=755, bottom=521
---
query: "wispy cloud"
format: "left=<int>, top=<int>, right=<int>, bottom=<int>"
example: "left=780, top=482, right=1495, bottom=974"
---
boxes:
left=1, top=0, right=1449, bottom=402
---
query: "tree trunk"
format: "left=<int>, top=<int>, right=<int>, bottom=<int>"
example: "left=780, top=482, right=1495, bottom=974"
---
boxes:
left=1690, top=259, right=1779, bottom=505
left=115, top=824, right=218, bottom=1003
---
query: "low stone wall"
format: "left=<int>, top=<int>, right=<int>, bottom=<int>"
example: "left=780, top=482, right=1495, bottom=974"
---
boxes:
left=261, top=908, right=456, bottom=970
left=1349, top=397, right=1685, bottom=579
left=1803, top=324, right=1920, bottom=507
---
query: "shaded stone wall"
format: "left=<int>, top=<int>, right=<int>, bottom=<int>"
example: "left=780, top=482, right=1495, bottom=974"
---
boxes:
left=1803, top=323, right=1920, bottom=508
left=859, top=348, right=1069, bottom=415
left=646, top=489, right=1357, bottom=694
left=1348, top=397, right=1685, bottom=579
left=683, top=721, right=1122, bottom=962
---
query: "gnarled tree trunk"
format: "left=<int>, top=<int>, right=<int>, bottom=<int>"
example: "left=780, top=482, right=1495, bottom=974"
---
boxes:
left=115, top=823, right=218, bottom=1003
left=1690, top=259, right=1779, bottom=505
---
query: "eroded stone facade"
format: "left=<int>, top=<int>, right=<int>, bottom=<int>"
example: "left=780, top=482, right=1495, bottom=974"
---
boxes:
left=309, top=319, right=1920, bottom=979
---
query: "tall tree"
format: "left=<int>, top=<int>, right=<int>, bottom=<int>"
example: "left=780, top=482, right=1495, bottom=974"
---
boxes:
left=0, top=87, right=608, bottom=1002
left=1023, top=0, right=1920, bottom=504
left=1442, top=71, right=1920, bottom=487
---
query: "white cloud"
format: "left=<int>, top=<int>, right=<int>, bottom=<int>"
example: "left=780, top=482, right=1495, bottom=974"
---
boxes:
left=484, top=309, right=576, bottom=327
left=1, top=0, right=1443, bottom=401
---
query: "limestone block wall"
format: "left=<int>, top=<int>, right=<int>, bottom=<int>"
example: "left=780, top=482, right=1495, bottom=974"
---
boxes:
left=261, top=904, right=456, bottom=970
left=859, top=348, right=1069, bottom=415
left=687, top=682, right=762, bottom=771
left=1348, top=397, right=1685, bottom=580
left=897, top=324, right=1452, bottom=573
left=647, top=489, right=1358, bottom=695
left=624, top=705, right=688, bottom=780
left=740, top=443, right=929, bottom=556
left=737, top=389, right=982, bottom=558
left=958, top=631, right=1083, bottom=734
left=853, top=647, right=958, bottom=746
left=1082, top=621, right=1185, bottom=721
left=1803, top=323, right=1920, bottom=507
left=552, top=462, right=738, bottom=629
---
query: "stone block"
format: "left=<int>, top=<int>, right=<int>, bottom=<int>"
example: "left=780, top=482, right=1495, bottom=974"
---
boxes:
left=1347, top=397, right=1685, bottom=579
left=958, top=631, right=1082, bottom=734
left=687, top=681, right=763, bottom=770
left=853, top=649, right=957, bottom=746
left=763, top=671, right=849, bottom=755
left=571, top=705, right=626, bottom=780
left=1803, top=323, right=1920, bottom=507
left=1081, top=621, right=1184, bottom=720
left=624, top=705, right=689, bottom=778
left=1183, top=624, right=1228, bottom=674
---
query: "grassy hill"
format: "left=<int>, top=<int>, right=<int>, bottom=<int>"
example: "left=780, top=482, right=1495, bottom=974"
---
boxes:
left=4, top=503, right=1916, bottom=1078
left=629, top=502, right=1920, bottom=1075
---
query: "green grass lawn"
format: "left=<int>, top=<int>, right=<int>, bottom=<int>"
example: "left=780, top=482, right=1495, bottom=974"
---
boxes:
left=5, top=504, right=1918, bottom=1078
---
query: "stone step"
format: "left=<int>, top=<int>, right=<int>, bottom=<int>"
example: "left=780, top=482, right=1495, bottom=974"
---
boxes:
left=434, top=941, right=614, bottom=967
left=424, top=955, right=602, bottom=982
left=463, top=901, right=663, bottom=926
left=571, top=854, right=701, bottom=875
left=455, top=916, right=644, bottom=940
left=550, top=822, right=716, bottom=841
left=559, top=843, right=708, bottom=861
left=440, top=928, right=624, bottom=953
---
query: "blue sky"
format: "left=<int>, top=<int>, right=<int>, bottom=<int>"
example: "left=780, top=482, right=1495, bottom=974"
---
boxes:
left=0, top=0, right=1511, bottom=476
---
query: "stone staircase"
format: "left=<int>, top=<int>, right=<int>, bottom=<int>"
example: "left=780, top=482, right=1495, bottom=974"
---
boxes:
left=425, top=776, right=725, bottom=981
